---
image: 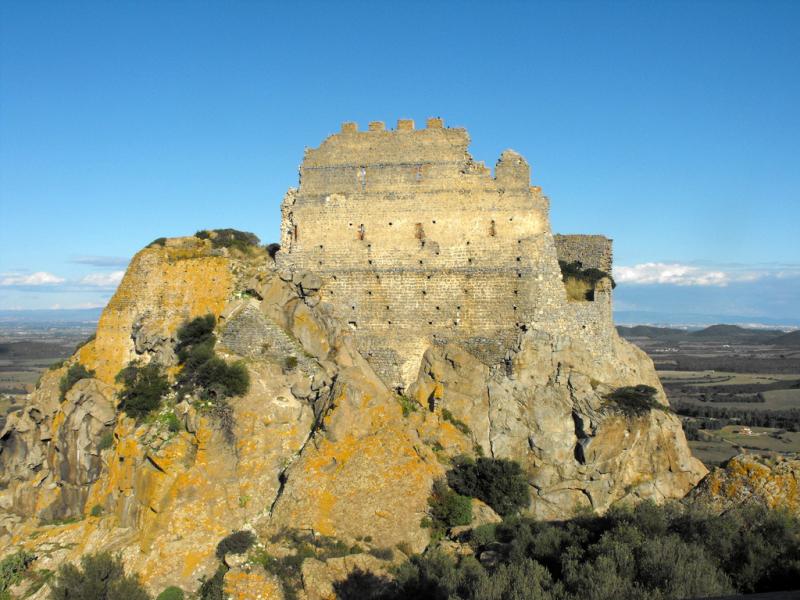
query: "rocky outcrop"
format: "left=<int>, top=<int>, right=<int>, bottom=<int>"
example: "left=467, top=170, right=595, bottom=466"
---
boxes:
left=408, top=328, right=706, bottom=518
left=686, top=453, right=800, bottom=515
left=0, top=236, right=706, bottom=597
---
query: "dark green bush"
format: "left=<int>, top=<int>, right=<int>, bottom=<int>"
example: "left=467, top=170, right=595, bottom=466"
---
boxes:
left=116, top=361, right=170, bottom=419
left=155, top=586, right=184, bottom=600
left=176, top=314, right=215, bottom=355
left=49, top=552, right=150, bottom=600
left=59, top=363, right=96, bottom=401
left=605, top=384, right=664, bottom=416
left=194, top=229, right=260, bottom=253
left=0, top=550, right=35, bottom=594
left=148, top=237, right=167, bottom=247
left=175, top=315, right=250, bottom=401
left=427, top=479, right=472, bottom=532
left=216, top=530, right=256, bottom=559
left=447, top=457, right=530, bottom=516
left=197, top=565, right=226, bottom=600
left=90, top=504, right=103, bottom=517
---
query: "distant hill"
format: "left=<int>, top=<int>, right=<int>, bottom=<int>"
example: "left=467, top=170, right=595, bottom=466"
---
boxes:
left=773, top=330, right=800, bottom=348
left=688, top=324, right=785, bottom=343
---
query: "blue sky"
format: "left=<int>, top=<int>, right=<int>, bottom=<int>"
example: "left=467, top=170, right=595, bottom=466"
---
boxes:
left=1, top=1, right=798, bottom=323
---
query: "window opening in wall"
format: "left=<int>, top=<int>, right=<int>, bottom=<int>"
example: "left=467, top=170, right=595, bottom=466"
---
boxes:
left=516, top=257, right=521, bottom=261
left=385, top=305, right=390, bottom=310
left=351, top=305, right=355, bottom=310
left=293, top=224, right=298, bottom=241
left=388, top=320, right=392, bottom=324
left=415, top=223, right=425, bottom=240
left=466, top=241, right=471, bottom=245
left=389, top=222, right=393, bottom=226
left=432, top=220, right=436, bottom=224
left=422, top=290, right=427, bottom=295
left=318, top=261, right=322, bottom=265
left=358, top=166, right=366, bottom=192
left=319, top=244, right=324, bottom=249
left=513, top=306, right=517, bottom=311
left=419, top=260, right=423, bottom=265
left=332, top=275, right=337, bottom=280
left=367, top=290, right=372, bottom=295
left=509, top=217, right=514, bottom=222
left=368, top=259, right=373, bottom=265
left=358, top=224, right=365, bottom=240
left=468, top=258, right=473, bottom=263
left=435, top=306, right=440, bottom=310
left=427, top=274, right=432, bottom=279
left=428, top=321, right=433, bottom=325
left=457, top=306, right=461, bottom=310
left=490, top=220, right=496, bottom=237
left=517, top=240, right=521, bottom=244
left=517, top=272, right=522, bottom=278
left=513, top=290, right=518, bottom=295
left=348, top=321, right=357, bottom=329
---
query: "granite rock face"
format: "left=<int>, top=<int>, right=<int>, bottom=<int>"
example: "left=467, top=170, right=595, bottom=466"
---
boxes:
left=686, top=454, right=800, bottom=515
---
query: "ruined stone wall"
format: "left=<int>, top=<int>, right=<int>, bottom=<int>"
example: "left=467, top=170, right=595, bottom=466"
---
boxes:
left=554, top=234, right=613, bottom=272
left=279, top=119, right=614, bottom=387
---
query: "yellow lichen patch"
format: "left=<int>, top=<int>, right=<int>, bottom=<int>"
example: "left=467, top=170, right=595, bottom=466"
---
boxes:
left=224, top=567, right=284, bottom=600
left=82, top=244, right=234, bottom=383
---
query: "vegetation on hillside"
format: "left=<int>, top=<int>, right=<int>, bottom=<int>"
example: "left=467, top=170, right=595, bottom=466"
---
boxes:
left=59, top=363, right=96, bottom=401
left=446, top=457, right=530, bottom=517
left=194, top=229, right=260, bottom=253
left=175, top=314, right=250, bottom=402
left=116, top=361, right=170, bottom=419
left=605, top=384, right=667, bottom=416
left=336, top=501, right=800, bottom=600
left=49, top=552, right=150, bottom=600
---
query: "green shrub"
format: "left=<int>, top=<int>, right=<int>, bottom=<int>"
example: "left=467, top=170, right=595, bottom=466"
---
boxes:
left=148, top=237, right=167, bottom=247
left=427, top=479, right=472, bottom=532
left=156, top=586, right=184, bottom=600
left=216, top=530, right=256, bottom=559
left=90, top=504, right=103, bottom=517
left=49, top=552, right=150, bottom=600
left=175, top=315, right=250, bottom=401
left=48, top=359, right=66, bottom=371
left=283, top=355, right=298, bottom=371
left=176, top=314, right=215, bottom=355
left=0, top=550, right=35, bottom=593
left=397, top=395, right=418, bottom=417
left=442, top=408, right=471, bottom=435
left=368, top=547, right=395, bottom=561
left=197, top=565, right=226, bottom=600
left=605, top=384, right=664, bottom=416
left=447, top=457, right=530, bottom=516
left=194, top=229, right=260, bottom=253
left=59, top=363, right=96, bottom=401
left=116, top=361, right=170, bottom=419
left=98, top=431, right=114, bottom=451
left=164, top=412, right=181, bottom=433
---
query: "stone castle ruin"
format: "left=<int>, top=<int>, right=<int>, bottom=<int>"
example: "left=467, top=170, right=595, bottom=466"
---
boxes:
left=279, top=118, right=615, bottom=388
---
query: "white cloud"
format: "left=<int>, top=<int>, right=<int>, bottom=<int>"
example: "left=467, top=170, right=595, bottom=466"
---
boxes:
left=0, top=271, right=65, bottom=286
left=79, top=271, right=125, bottom=287
left=614, top=263, right=730, bottom=286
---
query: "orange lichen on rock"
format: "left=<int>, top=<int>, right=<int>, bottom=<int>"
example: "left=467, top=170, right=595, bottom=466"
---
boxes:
left=82, top=241, right=234, bottom=383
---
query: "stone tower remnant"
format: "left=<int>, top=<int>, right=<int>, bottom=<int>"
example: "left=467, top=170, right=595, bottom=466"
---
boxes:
left=280, top=118, right=614, bottom=388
